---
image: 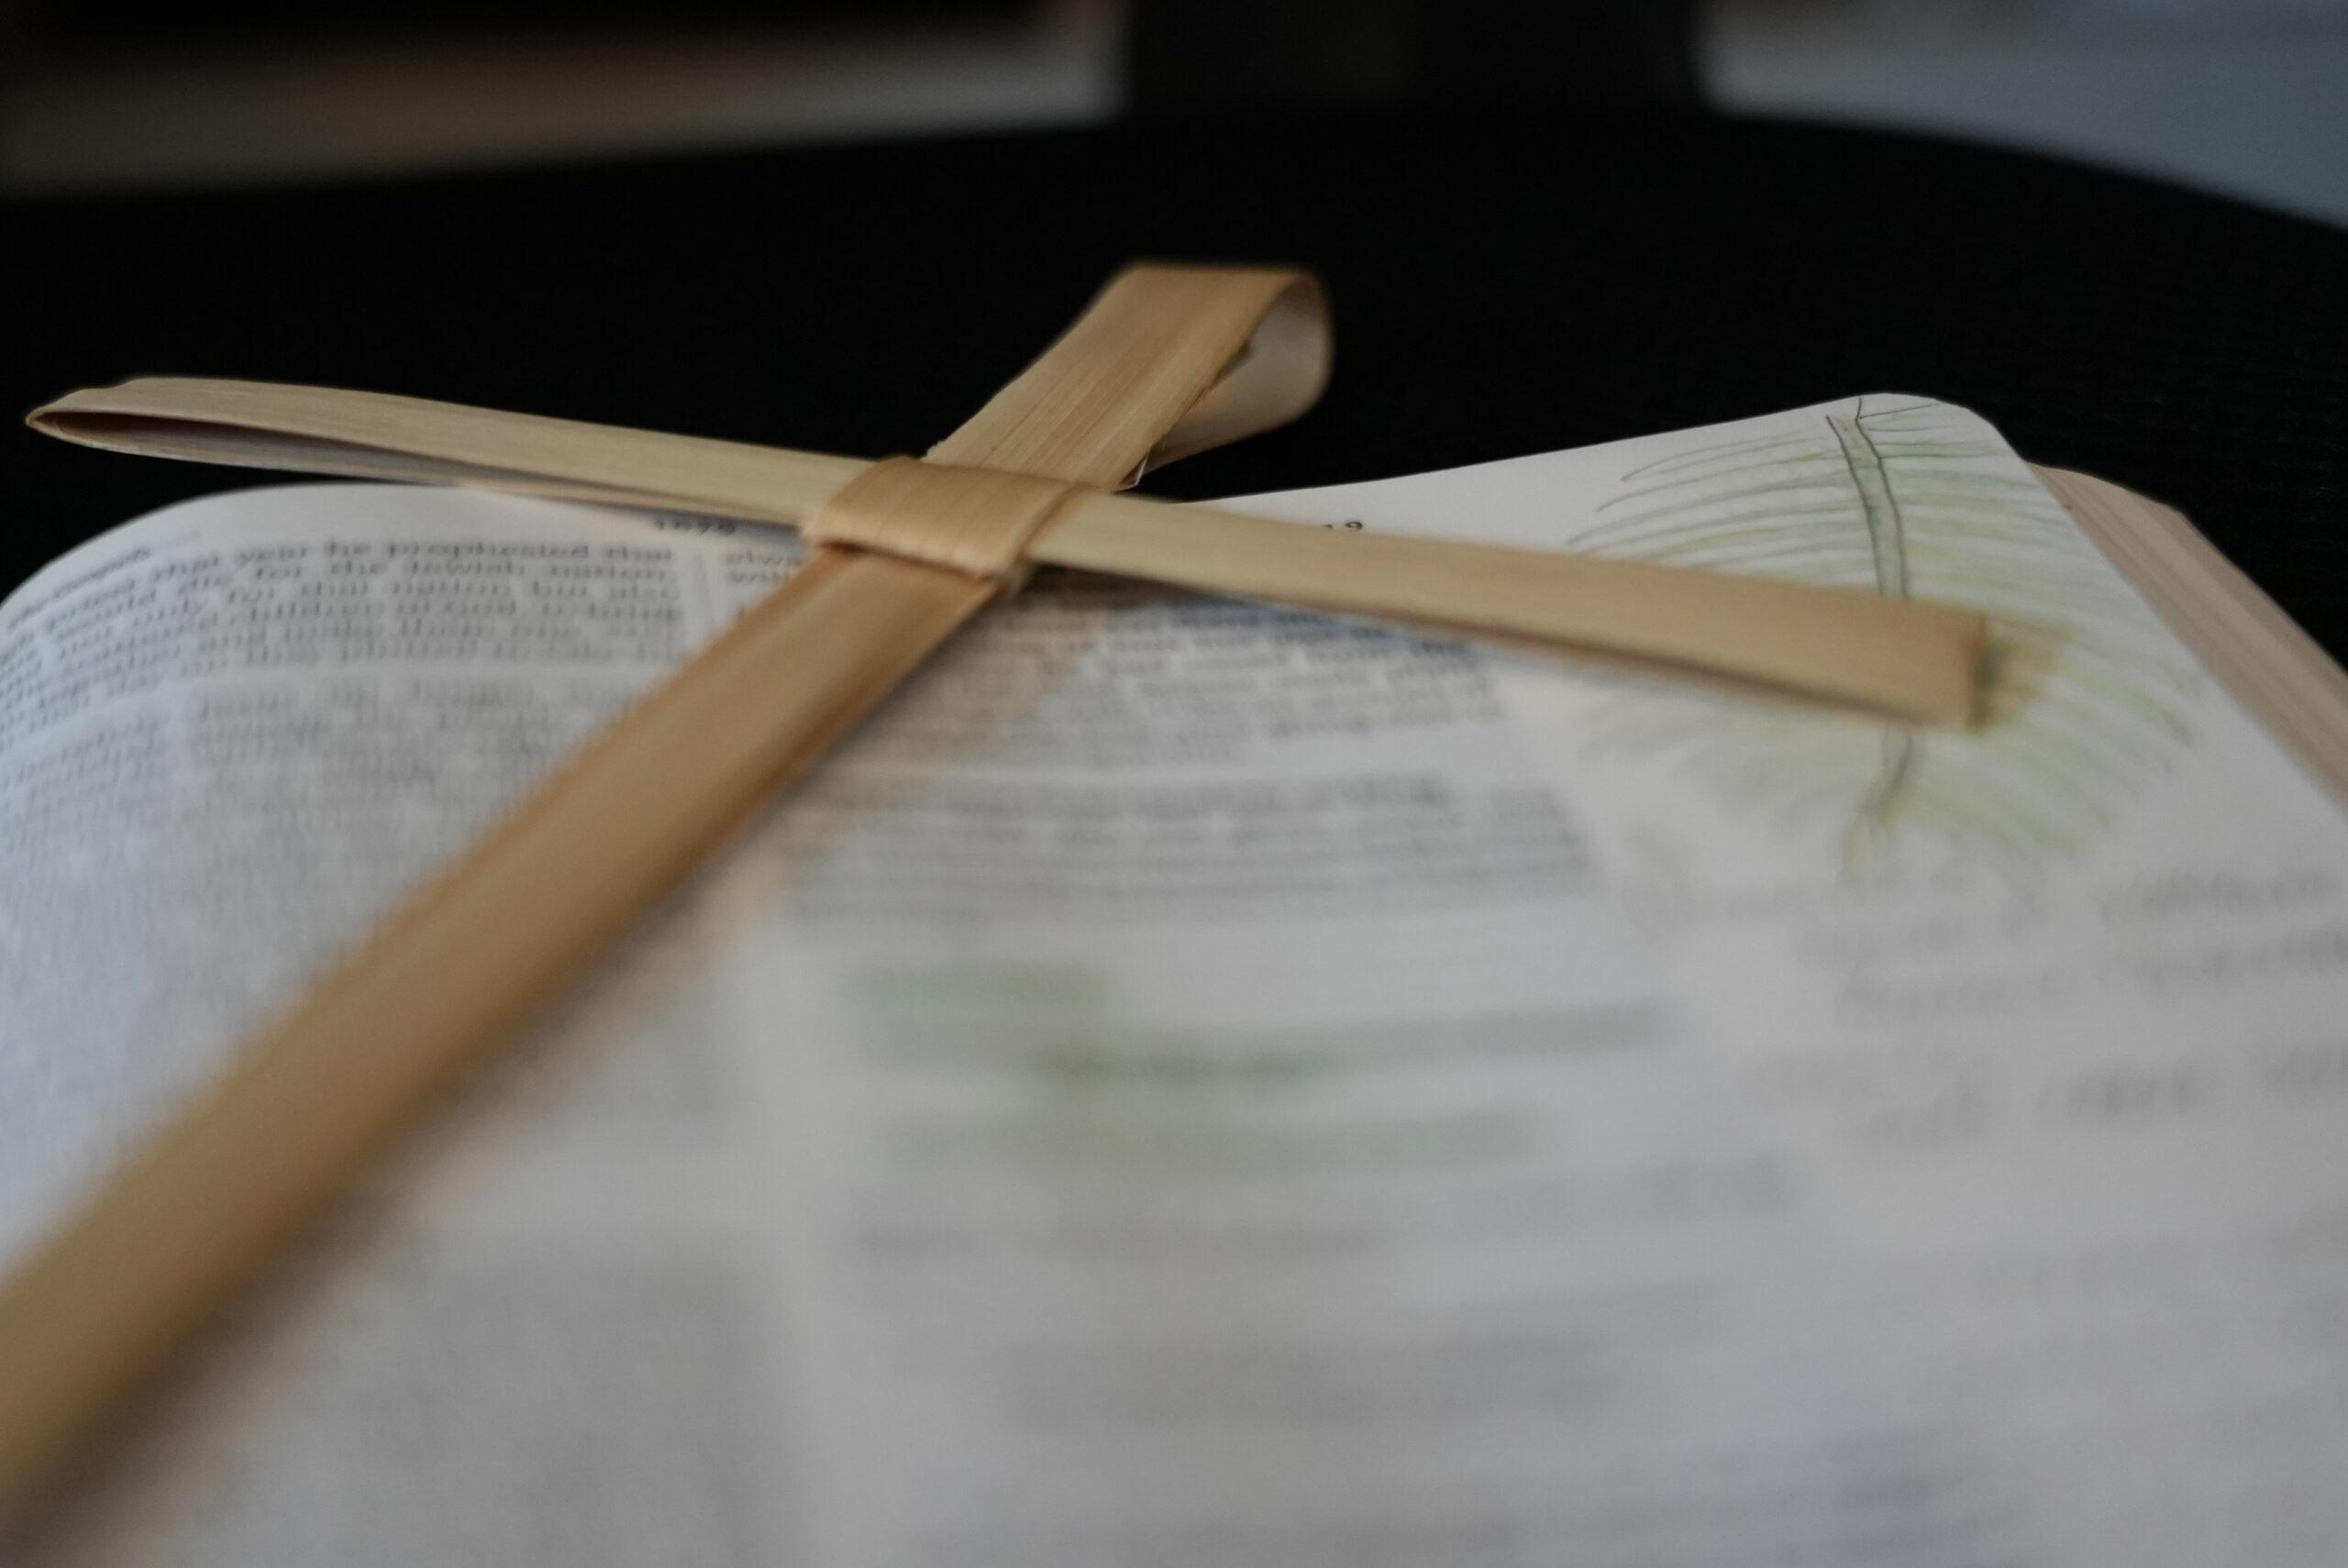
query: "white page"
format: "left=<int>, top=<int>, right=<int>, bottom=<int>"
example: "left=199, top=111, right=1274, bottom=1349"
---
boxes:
left=1233, top=392, right=2348, bottom=1566
left=715, top=568, right=2024, bottom=1565
left=0, top=469, right=2025, bottom=1565
left=0, top=489, right=809, bottom=1565
left=0, top=486, right=796, bottom=1262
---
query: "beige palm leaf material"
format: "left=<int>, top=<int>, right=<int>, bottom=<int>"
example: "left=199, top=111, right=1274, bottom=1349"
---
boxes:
left=1566, top=397, right=2202, bottom=861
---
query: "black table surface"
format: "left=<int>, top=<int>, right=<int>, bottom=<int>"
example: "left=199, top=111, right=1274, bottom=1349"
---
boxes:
left=6, top=110, right=2343, bottom=643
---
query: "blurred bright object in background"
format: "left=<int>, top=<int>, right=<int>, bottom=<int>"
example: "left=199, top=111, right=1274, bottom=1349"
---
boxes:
left=1710, top=0, right=2348, bottom=226
left=0, top=0, right=1122, bottom=190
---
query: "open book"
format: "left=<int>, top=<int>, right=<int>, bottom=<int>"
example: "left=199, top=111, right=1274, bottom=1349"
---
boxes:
left=6, top=396, right=2346, bottom=1566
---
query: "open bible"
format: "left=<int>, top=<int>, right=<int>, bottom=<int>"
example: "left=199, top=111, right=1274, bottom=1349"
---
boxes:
left=6, top=395, right=2347, bottom=1565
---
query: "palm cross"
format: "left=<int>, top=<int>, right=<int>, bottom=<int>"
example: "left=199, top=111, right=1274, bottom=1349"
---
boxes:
left=0, top=262, right=1982, bottom=1519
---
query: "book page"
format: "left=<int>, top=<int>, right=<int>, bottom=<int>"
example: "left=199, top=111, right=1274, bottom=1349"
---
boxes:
left=1234, top=393, right=2348, bottom=1567
left=0, top=485, right=793, bottom=1263
left=0, top=476, right=2025, bottom=1564
left=0, top=487, right=804, bottom=1563
left=717, top=569, right=2021, bottom=1565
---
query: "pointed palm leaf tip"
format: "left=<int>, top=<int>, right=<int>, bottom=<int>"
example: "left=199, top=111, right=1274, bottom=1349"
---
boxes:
left=1570, top=396, right=2201, bottom=864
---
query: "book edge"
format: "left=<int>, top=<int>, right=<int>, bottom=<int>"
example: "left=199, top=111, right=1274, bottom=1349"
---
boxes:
left=2033, top=463, right=2348, bottom=812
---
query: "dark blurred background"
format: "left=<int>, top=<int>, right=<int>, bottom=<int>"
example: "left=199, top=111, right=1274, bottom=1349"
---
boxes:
left=0, top=0, right=2340, bottom=225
